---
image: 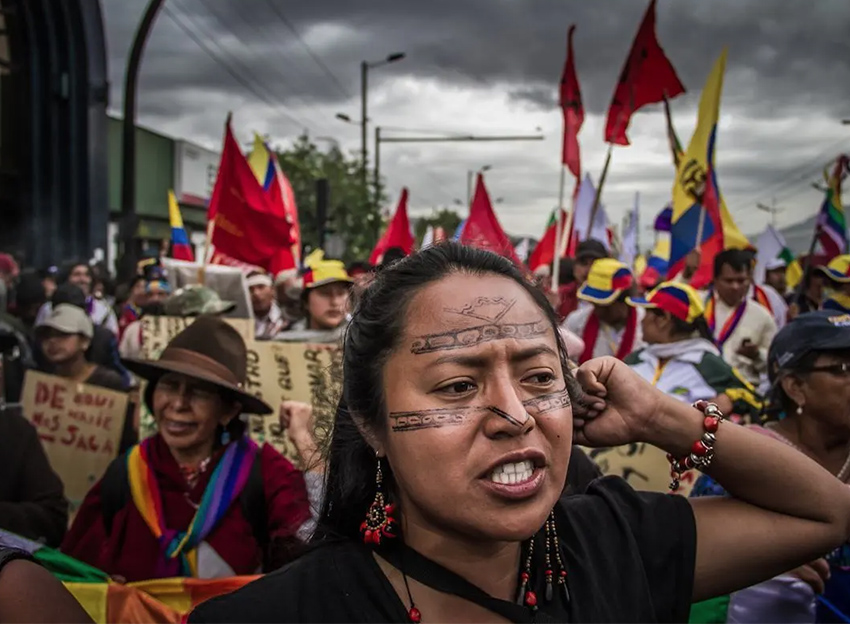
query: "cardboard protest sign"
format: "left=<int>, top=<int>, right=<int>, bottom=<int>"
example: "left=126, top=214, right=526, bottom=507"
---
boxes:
left=583, top=443, right=696, bottom=497
left=22, top=371, right=128, bottom=511
left=242, top=341, right=339, bottom=461
left=139, top=316, right=254, bottom=361
left=161, top=258, right=254, bottom=320
left=137, top=316, right=340, bottom=465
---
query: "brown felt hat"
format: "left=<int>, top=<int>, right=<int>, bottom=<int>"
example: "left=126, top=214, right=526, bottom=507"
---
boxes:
left=123, top=315, right=272, bottom=415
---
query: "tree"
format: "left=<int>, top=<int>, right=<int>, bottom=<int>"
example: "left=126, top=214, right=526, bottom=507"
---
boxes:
left=413, top=208, right=463, bottom=245
left=275, top=136, right=386, bottom=262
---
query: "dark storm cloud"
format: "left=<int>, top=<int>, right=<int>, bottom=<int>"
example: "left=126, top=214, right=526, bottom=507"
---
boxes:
left=106, top=0, right=850, bottom=117
left=101, top=0, right=850, bottom=239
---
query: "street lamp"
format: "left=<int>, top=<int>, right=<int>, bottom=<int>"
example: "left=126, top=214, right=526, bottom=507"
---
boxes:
left=335, top=113, right=353, bottom=123
left=360, top=53, right=406, bottom=180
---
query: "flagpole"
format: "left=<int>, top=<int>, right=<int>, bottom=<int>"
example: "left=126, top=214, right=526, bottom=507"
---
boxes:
left=557, top=185, right=577, bottom=269
left=552, top=164, right=567, bottom=291
left=198, top=217, right=215, bottom=285
left=588, top=143, right=613, bottom=235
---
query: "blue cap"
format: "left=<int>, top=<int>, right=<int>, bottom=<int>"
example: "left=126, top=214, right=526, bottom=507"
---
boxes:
left=768, top=310, right=850, bottom=381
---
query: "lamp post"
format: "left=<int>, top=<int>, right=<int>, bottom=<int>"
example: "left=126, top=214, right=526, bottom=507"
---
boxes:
left=120, top=0, right=166, bottom=280
left=357, top=53, right=405, bottom=187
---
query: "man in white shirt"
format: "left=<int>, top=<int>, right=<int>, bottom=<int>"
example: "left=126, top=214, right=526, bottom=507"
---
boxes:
left=706, top=250, right=777, bottom=387
left=564, top=258, right=644, bottom=363
left=753, top=258, right=789, bottom=329
left=247, top=271, right=286, bottom=340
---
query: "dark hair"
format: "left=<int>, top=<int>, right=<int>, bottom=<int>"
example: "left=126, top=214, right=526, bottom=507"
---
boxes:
left=671, top=313, right=713, bottom=342
left=317, top=242, right=581, bottom=542
left=52, top=283, right=87, bottom=309
left=15, top=270, right=46, bottom=308
left=57, top=260, right=91, bottom=286
left=379, top=247, right=407, bottom=269
left=347, top=261, right=373, bottom=276
left=557, top=258, right=575, bottom=286
left=713, top=249, right=751, bottom=279
left=766, top=351, right=822, bottom=419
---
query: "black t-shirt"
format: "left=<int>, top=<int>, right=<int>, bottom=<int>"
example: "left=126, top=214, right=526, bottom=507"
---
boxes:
left=190, top=477, right=696, bottom=623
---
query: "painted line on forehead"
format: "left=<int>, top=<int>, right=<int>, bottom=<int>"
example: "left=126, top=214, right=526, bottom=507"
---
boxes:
left=522, top=387, right=570, bottom=417
left=409, top=319, right=548, bottom=355
left=486, top=405, right=527, bottom=428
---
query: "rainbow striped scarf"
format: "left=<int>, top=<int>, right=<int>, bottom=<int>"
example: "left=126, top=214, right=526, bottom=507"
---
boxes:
left=127, top=436, right=259, bottom=578
left=705, top=294, right=747, bottom=350
left=752, top=285, right=773, bottom=316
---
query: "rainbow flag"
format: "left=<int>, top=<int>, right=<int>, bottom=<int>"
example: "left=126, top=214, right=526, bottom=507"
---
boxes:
left=168, top=191, right=194, bottom=262
left=0, top=530, right=254, bottom=623
left=815, top=155, right=850, bottom=260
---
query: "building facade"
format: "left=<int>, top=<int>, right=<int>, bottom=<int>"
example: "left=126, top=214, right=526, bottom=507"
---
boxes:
left=0, top=0, right=109, bottom=268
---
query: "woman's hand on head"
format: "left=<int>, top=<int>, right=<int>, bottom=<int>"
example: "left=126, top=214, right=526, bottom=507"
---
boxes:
left=572, top=357, right=664, bottom=448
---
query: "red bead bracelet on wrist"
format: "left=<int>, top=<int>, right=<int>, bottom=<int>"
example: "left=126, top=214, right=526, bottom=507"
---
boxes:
left=667, top=401, right=724, bottom=492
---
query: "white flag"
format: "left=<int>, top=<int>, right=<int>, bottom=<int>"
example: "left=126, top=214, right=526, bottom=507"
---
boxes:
left=421, top=226, right=435, bottom=250
left=753, top=225, right=786, bottom=285
left=572, top=174, right=610, bottom=251
left=620, top=192, right=639, bottom=268
left=514, top=238, right=530, bottom=263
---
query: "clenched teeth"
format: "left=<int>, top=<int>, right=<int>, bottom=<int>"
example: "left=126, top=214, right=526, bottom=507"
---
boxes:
left=489, top=460, right=534, bottom=484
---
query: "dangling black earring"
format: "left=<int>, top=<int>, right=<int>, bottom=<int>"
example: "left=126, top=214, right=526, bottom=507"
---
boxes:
left=360, top=454, right=398, bottom=545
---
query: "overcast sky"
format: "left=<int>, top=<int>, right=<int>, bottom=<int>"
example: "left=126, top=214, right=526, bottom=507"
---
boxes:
left=102, top=0, right=850, bottom=246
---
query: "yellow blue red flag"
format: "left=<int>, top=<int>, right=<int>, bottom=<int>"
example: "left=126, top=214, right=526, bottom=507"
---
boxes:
left=668, top=49, right=728, bottom=289
left=168, top=190, right=194, bottom=261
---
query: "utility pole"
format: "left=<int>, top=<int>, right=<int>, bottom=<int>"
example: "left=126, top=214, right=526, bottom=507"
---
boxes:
left=119, top=0, right=165, bottom=280
left=756, top=197, right=784, bottom=228
left=360, top=61, right=368, bottom=192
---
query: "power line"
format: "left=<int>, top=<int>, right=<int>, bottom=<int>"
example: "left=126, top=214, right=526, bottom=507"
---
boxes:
left=161, top=2, right=315, bottom=132
left=264, top=0, right=351, bottom=100
left=186, top=0, right=331, bottom=133
left=735, top=137, right=848, bottom=208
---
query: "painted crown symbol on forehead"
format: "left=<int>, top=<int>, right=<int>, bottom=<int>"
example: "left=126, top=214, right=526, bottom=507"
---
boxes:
left=446, top=296, right=516, bottom=323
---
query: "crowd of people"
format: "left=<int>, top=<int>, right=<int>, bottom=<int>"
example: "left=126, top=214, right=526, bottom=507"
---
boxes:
left=0, top=239, right=849, bottom=623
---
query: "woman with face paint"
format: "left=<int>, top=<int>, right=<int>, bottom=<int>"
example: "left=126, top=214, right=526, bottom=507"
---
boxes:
left=192, top=243, right=850, bottom=624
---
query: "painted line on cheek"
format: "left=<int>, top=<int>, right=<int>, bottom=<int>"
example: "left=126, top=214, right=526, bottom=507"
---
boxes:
left=388, top=407, right=472, bottom=433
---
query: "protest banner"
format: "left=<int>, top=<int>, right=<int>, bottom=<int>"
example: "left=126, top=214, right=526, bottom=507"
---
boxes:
left=137, top=317, right=339, bottom=465
left=22, top=371, right=128, bottom=511
left=583, top=442, right=696, bottom=497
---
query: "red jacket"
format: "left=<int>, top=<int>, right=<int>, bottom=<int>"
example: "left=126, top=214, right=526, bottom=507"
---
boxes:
left=61, top=434, right=310, bottom=581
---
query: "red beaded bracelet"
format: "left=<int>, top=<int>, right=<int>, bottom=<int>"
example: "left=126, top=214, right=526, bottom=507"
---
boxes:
left=667, top=401, right=724, bottom=491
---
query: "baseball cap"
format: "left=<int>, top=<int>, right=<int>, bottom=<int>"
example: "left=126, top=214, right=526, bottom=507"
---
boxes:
left=36, top=303, right=93, bottom=339
left=765, top=258, right=788, bottom=272
left=627, top=281, right=705, bottom=324
left=818, top=255, right=850, bottom=284
left=768, top=310, right=850, bottom=382
left=302, top=260, right=353, bottom=290
left=578, top=259, right=634, bottom=305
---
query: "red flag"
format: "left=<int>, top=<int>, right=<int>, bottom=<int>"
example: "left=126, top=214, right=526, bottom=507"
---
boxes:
left=460, top=174, right=521, bottom=264
left=207, top=119, right=293, bottom=274
left=528, top=210, right=567, bottom=272
left=604, top=0, right=685, bottom=145
left=369, top=188, right=415, bottom=264
left=560, top=25, right=583, bottom=180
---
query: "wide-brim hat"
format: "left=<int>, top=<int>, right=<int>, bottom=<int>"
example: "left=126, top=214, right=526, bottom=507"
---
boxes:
left=628, top=281, right=705, bottom=324
left=123, top=315, right=272, bottom=415
left=818, top=255, right=850, bottom=284
left=578, top=258, right=634, bottom=305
